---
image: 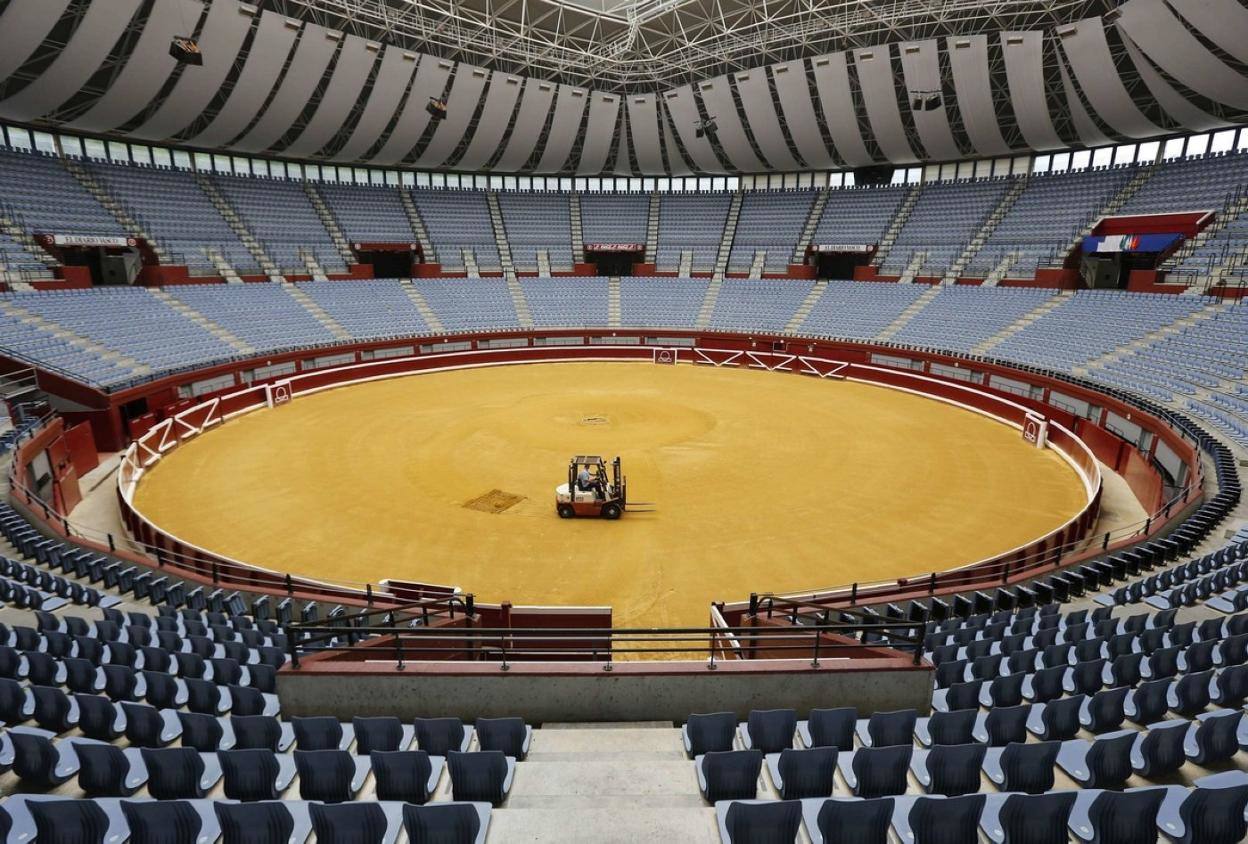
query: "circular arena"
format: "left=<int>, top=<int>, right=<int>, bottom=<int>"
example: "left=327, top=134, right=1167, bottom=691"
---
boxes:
left=130, top=360, right=1091, bottom=628
left=0, top=0, right=1247, bottom=840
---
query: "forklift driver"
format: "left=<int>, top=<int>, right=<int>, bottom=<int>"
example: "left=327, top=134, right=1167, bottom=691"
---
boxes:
left=577, top=466, right=605, bottom=499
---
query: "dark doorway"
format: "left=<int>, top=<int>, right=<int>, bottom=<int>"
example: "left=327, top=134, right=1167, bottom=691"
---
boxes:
left=585, top=244, right=645, bottom=276
left=815, top=250, right=873, bottom=280
left=359, top=249, right=416, bottom=278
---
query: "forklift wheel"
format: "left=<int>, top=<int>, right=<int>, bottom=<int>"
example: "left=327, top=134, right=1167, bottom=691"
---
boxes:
left=557, top=504, right=576, bottom=519
left=602, top=503, right=622, bottom=520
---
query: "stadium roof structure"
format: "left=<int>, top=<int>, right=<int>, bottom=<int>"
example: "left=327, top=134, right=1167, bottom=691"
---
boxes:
left=0, top=0, right=1246, bottom=175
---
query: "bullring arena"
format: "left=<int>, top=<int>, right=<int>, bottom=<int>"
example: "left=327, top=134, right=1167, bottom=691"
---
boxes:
left=3, top=0, right=1248, bottom=839
left=130, top=360, right=1093, bottom=628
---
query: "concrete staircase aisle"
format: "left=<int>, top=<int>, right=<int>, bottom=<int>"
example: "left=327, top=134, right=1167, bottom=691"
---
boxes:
left=713, top=193, right=743, bottom=280
left=537, top=250, right=552, bottom=276
left=645, top=193, right=661, bottom=263
left=0, top=213, right=57, bottom=279
left=486, top=192, right=517, bottom=281
left=205, top=248, right=243, bottom=284
left=505, top=274, right=535, bottom=328
left=570, top=193, right=585, bottom=264
left=944, top=177, right=1029, bottom=284
left=876, top=285, right=939, bottom=340
left=973, top=291, right=1071, bottom=354
left=487, top=724, right=716, bottom=843
left=898, top=250, right=928, bottom=284
left=1078, top=301, right=1227, bottom=374
left=463, top=250, right=481, bottom=279
left=0, top=300, right=149, bottom=376
left=303, top=183, right=356, bottom=267
left=398, top=191, right=435, bottom=263
left=59, top=158, right=168, bottom=264
left=873, top=184, right=921, bottom=268
left=678, top=251, right=693, bottom=277
left=147, top=289, right=254, bottom=354
left=282, top=283, right=351, bottom=340
left=1046, top=165, right=1157, bottom=272
left=982, top=250, right=1023, bottom=287
left=300, top=250, right=329, bottom=282
left=194, top=174, right=279, bottom=280
left=785, top=279, right=827, bottom=333
left=399, top=280, right=445, bottom=333
left=792, top=189, right=828, bottom=263
left=608, top=276, right=622, bottom=328
left=747, top=251, right=766, bottom=279
left=694, top=277, right=723, bottom=329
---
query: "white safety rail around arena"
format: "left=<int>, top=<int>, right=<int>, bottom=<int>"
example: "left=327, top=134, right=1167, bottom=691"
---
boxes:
left=116, top=343, right=1102, bottom=621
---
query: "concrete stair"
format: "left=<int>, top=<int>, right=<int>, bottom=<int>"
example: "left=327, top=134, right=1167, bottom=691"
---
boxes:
left=873, top=184, right=921, bottom=267
left=1078, top=302, right=1227, bottom=373
left=570, top=193, right=585, bottom=263
left=195, top=174, right=279, bottom=279
left=1046, top=164, right=1157, bottom=271
left=898, top=250, right=928, bottom=284
left=505, top=274, right=535, bottom=328
left=973, top=291, right=1071, bottom=354
left=785, top=279, right=827, bottom=333
left=148, top=288, right=254, bottom=354
left=876, top=285, right=939, bottom=340
left=59, top=158, right=167, bottom=264
left=0, top=214, right=57, bottom=277
left=678, top=250, right=693, bottom=277
left=537, top=250, right=552, bottom=276
left=645, top=193, right=660, bottom=263
left=694, top=277, right=723, bottom=328
left=463, top=249, right=481, bottom=279
left=205, top=248, right=244, bottom=284
left=398, top=190, right=435, bottom=262
left=982, top=250, right=1023, bottom=287
left=486, top=192, right=516, bottom=280
left=608, top=276, right=621, bottom=328
left=399, top=280, right=444, bottom=333
left=303, top=183, right=356, bottom=267
left=747, top=251, right=766, bottom=279
left=282, top=283, right=351, bottom=340
left=0, top=300, right=149, bottom=375
left=944, top=177, right=1028, bottom=284
left=300, top=249, right=329, bottom=282
left=792, top=189, right=828, bottom=263
left=488, top=725, right=715, bottom=843
left=713, top=193, right=743, bottom=280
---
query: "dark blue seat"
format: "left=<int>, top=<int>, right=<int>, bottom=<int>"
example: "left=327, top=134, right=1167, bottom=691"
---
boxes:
left=847, top=745, right=911, bottom=798
left=372, top=749, right=440, bottom=804
left=1167, top=669, right=1213, bottom=717
left=294, top=748, right=360, bottom=803
left=353, top=715, right=408, bottom=754
left=226, top=684, right=267, bottom=717
left=1126, top=678, right=1172, bottom=725
left=800, top=707, right=856, bottom=750
left=75, top=742, right=142, bottom=796
left=860, top=709, right=916, bottom=748
left=141, top=747, right=209, bottom=799
left=30, top=685, right=76, bottom=733
left=1027, top=694, right=1085, bottom=741
left=185, top=677, right=224, bottom=715
left=310, top=802, right=389, bottom=844
left=974, top=704, right=1030, bottom=746
left=448, top=750, right=514, bottom=806
left=221, top=748, right=285, bottom=801
left=984, top=740, right=1059, bottom=794
left=1187, top=709, right=1243, bottom=767
left=121, top=800, right=205, bottom=844
left=681, top=711, right=740, bottom=759
left=697, top=749, right=763, bottom=803
left=29, top=799, right=109, bottom=842
left=75, top=693, right=123, bottom=741
left=122, top=702, right=180, bottom=748
left=916, top=742, right=986, bottom=797
left=991, top=791, right=1076, bottom=844
left=178, top=711, right=226, bottom=752
left=1081, top=788, right=1166, bottom=844
left=402, top=803, right=483, bottom=844
left=1056, top=729, right=1136, bottom=789
left=215, top=801, right=295, bottom=844
left=10, top=728, right=77, bottom=787
left=772, top=747, right=837, bottom=800
left=1130, top=719, right=1189, bottom=778
left=415, top=716, right=473, bottom=756
left=904, top=794, right=985, bottom=844
left=742, top=709, right=797, bottom=753
left=1167, top=773, right=1248, bottom=844
left=814, top=796, right=893, bottom=844
left=475, top=716, right=531, bottom=760
left=231, top=714, right=286, bottom=751
left=1080, top=686, right=1129, bottom=734
left=917, top=708, right=975, bottom=747
left=722, top=799, right=802, bottom=844
left=293, top=715, right=344, bottom=751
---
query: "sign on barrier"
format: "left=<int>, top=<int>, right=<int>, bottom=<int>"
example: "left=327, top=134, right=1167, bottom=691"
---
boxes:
left=652, top=348, right=678, bottom=365
left=1023, top=414, right=1049, bottom=449
left=267, top=380, right=293, bottom=408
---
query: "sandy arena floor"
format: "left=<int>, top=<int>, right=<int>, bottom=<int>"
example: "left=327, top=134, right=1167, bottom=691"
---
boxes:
left=132, top=362, right=1089, bottom=628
